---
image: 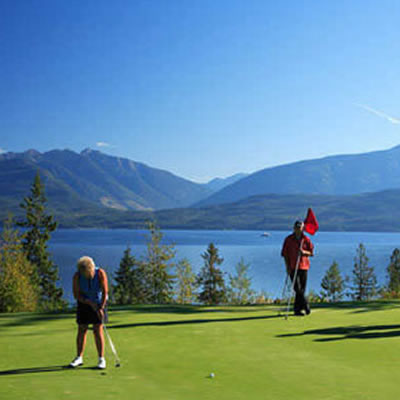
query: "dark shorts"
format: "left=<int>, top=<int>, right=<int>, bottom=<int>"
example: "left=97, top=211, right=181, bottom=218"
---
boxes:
left=76, top=302, right=108, bottom=325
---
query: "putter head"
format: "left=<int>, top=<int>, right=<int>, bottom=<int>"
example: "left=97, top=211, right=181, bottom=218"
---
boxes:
left=115, top=362, right=121, bottom=368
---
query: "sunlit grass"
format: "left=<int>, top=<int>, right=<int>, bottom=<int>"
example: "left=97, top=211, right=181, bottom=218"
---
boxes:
left=1, top=302, right=400, bottom=399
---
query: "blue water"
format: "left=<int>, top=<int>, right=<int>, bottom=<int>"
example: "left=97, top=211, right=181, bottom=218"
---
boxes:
left=49, top=229, right=400, bottom=304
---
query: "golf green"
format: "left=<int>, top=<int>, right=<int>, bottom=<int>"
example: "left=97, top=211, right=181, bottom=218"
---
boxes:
left=1, top=302, right=400, bottom=399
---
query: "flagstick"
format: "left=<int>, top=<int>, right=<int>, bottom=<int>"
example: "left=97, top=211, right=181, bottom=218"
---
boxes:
left=278, top=273, right=290, bottom=316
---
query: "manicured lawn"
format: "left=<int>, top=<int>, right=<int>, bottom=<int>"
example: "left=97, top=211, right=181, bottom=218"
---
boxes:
left=1, top=302, right=400, bottom=399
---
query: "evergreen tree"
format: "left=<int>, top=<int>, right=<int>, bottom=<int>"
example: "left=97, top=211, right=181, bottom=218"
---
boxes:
left=113, top=247, right=145, bottom=305
left=175, top=258, right=197, bottom=304
left=386, top=248, right=400, bottom=297
left=17, top=172, right=65, bottom=310
left=197, top=243, right=227, bottom=305
left=227, top=258, right=255, bottom=305
left=0, top=216, right=39, bottom=312
left=142, top=222, right=176, bottom=304
left=351, top=243, right=377, bottom=301
left=320, top=261, right=345, bottom=302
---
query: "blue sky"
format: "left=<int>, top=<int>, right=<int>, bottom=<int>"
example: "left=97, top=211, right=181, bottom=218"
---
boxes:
left=1, top=0, right=400, bottom=182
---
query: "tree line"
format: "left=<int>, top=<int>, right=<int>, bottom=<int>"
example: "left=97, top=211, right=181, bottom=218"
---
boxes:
left=112, top=224, right=256, bottom=306
left=319, top=243, right=400, bottom=302
left=112, top=235, right=400, bottom=306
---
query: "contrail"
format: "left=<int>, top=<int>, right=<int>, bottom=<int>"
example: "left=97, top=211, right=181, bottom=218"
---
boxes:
left=355, top=103, right=400, bottom=124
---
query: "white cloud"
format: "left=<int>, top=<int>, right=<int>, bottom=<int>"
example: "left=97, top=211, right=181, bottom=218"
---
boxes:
left=96, top=142, right=114, bottom=148
left=0, top=147, right=6, bottom=154
left=355, top=103, right=400, bottom=125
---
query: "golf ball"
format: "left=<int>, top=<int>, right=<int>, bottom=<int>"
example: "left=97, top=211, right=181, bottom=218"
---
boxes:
left=210, top=372, right=215, bottom=378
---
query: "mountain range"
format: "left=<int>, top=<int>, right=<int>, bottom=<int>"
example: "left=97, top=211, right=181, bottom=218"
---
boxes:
left=3, top=145, right=400, bottom=231
left=196, top=145, right=400, bottom=206
left=0, top=148, right=213, bottom=213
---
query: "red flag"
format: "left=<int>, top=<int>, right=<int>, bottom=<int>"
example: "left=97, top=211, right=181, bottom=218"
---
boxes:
left=304, top=208, right=319, bottom=235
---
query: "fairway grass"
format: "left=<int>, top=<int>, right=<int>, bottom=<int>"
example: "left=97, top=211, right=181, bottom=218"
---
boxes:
left=1, top=302, right=400, bottom=400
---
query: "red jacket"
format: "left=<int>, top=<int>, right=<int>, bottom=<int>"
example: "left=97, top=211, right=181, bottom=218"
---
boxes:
left=281, top=233, right=314, bottom=271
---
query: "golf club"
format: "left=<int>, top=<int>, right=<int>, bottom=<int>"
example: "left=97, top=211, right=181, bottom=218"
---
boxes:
left=103, top=323, right=121, bottom=367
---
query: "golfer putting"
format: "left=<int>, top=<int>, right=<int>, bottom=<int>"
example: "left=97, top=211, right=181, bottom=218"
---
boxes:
left=69, top=256, right=109, bottom=369
left=281, top=209, right=318, bottom=317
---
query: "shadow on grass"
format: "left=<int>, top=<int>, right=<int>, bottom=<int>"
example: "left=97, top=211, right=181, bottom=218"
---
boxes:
left=0, top=309, right=75, bottom=328
left=311, top=300, right=400, bottom=314
left=277, top=324, right=400, bottom=342
left=0, top=365, right=70, bottom=376
left=109, top=304, right=274, bottom=314
left=0, top=365, right=104, bottom=376
left=109, top=313, right=281, bottom=330
left=109, top=301, right=400, bottom=318
left=3, top=302, right=398, bottom=329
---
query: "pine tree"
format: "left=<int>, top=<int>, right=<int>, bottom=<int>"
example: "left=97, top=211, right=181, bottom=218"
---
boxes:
left=175, top=258, right=197, bottom=304
left=142, top=222, right=176, bottom=304
left=386, top=248, right=400, bottom=297
left=227, top=258, right=255, bottom=305
left=197, top=243, right=227, bottom=305
left=17, top=172, right=65, bottom=310
left=0, top=215, right=39, bottom=312
left=320, top=261, right=345, bottom=302
left=113, top=247, right=144, bottom=305
left=351, top=243, right=377, bottom=301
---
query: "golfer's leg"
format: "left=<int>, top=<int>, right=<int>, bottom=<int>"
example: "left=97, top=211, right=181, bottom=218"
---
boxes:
left=301, top=270, right=310, bottom=312
left=93, top=324, right=105, bottom=358
left=294, top=286, right=302, bottom=313
left=298, top=270, right=309, bottom=312
left=77, top=324, right=88, bottom=357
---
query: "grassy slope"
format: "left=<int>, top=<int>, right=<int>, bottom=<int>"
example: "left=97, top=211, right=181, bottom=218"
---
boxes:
left=1, top=302, right=400, bottom=400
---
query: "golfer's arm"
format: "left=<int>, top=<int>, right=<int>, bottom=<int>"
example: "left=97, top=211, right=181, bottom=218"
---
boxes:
left=99, top=269, right=109, bottom=310
left=281, top=241, right=291, bottom=273
left=73, top=273, right=95, bottom=306
left=300, top=240, right=314, bottom=257
left=302, top=245, right=314, bottom=257
left=283, top=257, right=291, bottom=273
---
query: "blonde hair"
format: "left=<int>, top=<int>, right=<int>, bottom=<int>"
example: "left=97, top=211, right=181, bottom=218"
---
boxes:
left=77, top=256, right=95, bottom=274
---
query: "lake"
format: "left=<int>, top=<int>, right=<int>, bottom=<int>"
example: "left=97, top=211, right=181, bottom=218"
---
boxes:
left=49, top=229, right=400, bottom=304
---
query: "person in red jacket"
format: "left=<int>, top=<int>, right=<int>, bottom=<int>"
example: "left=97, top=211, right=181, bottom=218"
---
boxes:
left=281, top=220, right=314, bottom=316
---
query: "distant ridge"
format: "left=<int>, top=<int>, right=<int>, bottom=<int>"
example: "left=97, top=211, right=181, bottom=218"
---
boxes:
left=205, top=173, right=248, bottom=192
left=196, top=145, right=400, bottom=206
left=0, top=148, right=212, bottom=212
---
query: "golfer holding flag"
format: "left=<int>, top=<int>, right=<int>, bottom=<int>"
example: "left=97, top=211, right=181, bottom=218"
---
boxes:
left=281, top=209, right=318, bottom=316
